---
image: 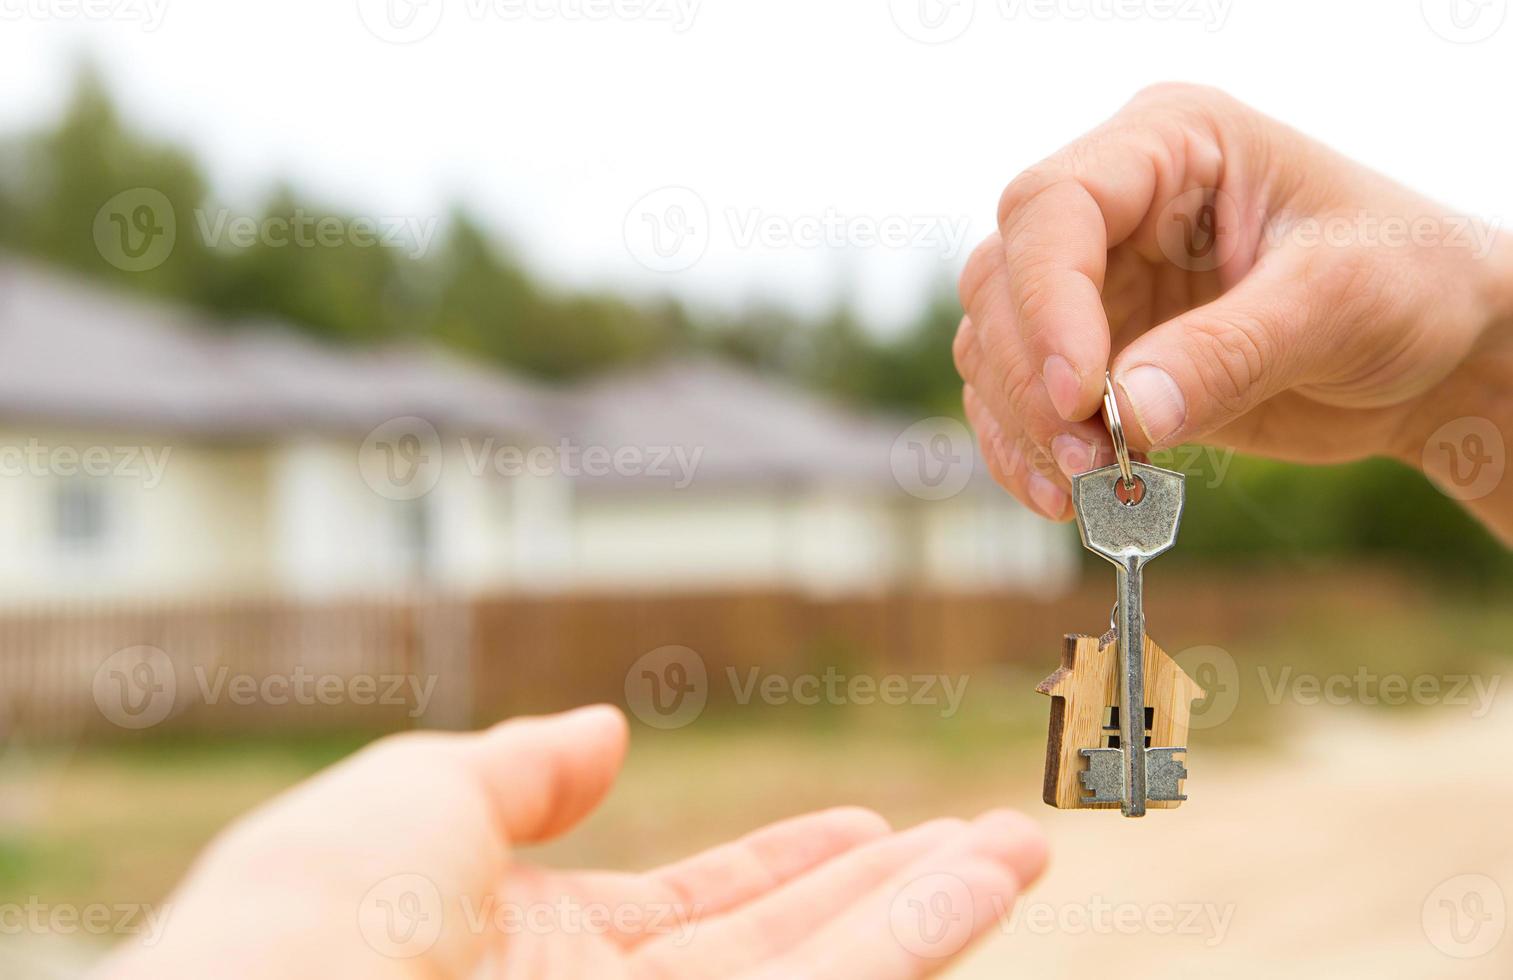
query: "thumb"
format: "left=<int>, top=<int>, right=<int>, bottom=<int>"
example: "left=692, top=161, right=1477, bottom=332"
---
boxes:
left=94, top=706, right=630, bottom=980
left=1110, top=259, right=1326, bottom=449
left=463, top=704, right=629, bottom=844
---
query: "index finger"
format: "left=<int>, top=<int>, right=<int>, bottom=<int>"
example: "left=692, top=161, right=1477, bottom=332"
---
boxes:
left=997, top=116, right=1179, bottom=422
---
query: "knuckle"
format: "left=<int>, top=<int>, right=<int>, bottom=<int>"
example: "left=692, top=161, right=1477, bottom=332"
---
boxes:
left=1127, top=83, right=1252, bottom=149
left=971, top=419, right=995, bottom=458
left=962, top=382, right=985, bottom=419
left=957, top=236, right=1000, bottom=312
left=952, top=318, right=978, bottom=378
left=997, top=167, right=1058, bottom=230
left=1023, top=437, right=1058, bottom=482
left=1012, top=265, right=1062, bottom=341
left=1180, top=132, right=1226, bottom=185
left=971, top=306, right=1019, bottom=370
left=1130, top=81, right=1232, bottom=112
left=1052, top=129, right=1130, bottom=181
left=975, top=426, right=1011, bottom=487
left=1002, top=368, right=1043, bottom=429
left=1189, top=313, right=1272, bottom=416
left=1008, top=432, right=1054, bottom=483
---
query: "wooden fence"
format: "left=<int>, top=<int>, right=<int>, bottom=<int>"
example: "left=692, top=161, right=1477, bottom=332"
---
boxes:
left=0, top=571, right=1425, bottom=740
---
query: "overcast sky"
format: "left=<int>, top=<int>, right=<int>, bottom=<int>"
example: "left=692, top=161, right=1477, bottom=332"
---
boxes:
left=1, top=0, right=1510, bottom=331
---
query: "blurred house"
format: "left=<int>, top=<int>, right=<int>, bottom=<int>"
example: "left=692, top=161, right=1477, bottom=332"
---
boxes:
left=0, top=259, right=1074, bottom=602
left=559, top=359, right=1074, bottom=594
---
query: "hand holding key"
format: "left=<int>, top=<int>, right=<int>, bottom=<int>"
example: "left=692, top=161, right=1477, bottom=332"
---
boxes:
left=954, top=83, right=1513, bottom=542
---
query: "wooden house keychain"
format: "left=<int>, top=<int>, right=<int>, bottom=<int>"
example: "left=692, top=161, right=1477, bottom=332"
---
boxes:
left=1037, top=375, right=1206, bottom=817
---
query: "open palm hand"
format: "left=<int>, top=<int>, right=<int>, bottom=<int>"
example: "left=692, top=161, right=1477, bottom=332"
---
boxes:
left=99, top=706, right=1047, bottom=980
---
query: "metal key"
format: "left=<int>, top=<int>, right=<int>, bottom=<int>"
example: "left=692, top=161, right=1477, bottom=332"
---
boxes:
left=1070, top=377, right=1188, bottom=817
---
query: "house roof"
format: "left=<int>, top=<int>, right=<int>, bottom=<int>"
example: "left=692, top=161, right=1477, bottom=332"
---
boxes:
left=560, top=358, right=997, bottom=492
left=0, top=258, right=1000, bottom=495
left=0, top=257, right=559, bottom=439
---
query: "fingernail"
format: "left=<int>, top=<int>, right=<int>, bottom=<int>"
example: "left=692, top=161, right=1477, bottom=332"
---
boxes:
left=1117, top=365, right=1186, bottom=446
left=1050, top=434, right=1095, bottom=480
left=1041, top=355, right=1081, bottom=421
left=1027, top=473, right=1067, bottom=518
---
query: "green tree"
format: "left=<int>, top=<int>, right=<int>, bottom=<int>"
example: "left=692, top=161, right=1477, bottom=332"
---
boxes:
left=0, top=64, right=215, bottom=301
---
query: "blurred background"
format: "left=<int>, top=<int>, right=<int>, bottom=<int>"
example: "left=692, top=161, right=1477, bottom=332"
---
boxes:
left=0, top=1, right=1511, bottom=976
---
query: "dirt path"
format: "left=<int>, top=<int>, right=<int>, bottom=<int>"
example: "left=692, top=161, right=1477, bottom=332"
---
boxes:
left=955, top=702, right=1513, bottom=978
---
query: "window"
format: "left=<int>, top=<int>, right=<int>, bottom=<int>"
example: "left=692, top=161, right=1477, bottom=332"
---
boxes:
left=1101, top=705, right=1154, bottom=749
left=396, top=497, right=432, bottom=582
left=54, top=476, right=110, bottom=551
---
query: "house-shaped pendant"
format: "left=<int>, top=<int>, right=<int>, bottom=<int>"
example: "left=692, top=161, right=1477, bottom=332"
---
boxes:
left=1036, top=629, right=1206, bottom=810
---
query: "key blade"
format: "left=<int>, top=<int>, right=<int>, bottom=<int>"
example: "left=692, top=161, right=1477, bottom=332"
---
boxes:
left=1145, top=747, right=1190, bottom=802
left=1079, top=747, right=1124, bottom=804
left=1071, top=461, right=1186, bottom=565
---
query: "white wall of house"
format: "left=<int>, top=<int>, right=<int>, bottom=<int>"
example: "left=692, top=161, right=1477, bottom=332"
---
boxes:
left=0, top=429, right=272, bottom=603
left=785, top=489, right=903, bottom=594
left=0, top=430, right=1072, bottom=601
left=130, top=440, right=273, bottom=594
left=270, top=436, right=576, bottom=598
left=914, top=494, right=1078, bottom=596
left=505, top=467, right=575, bottom=591
left=569, top=490, right=793, bottom=590
left=566, top=485, right=1067, bottom=595
left=426, top=444, right=574, bottom=592
left=273, top=438, right=404, bottom=597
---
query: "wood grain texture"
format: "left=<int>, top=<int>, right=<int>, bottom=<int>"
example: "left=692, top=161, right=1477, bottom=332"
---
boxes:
left=1037, top=630, right=1205, bottom=810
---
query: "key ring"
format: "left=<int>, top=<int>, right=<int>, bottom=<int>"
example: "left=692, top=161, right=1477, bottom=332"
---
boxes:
left=1102, top=372, right=1136, bottom=490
